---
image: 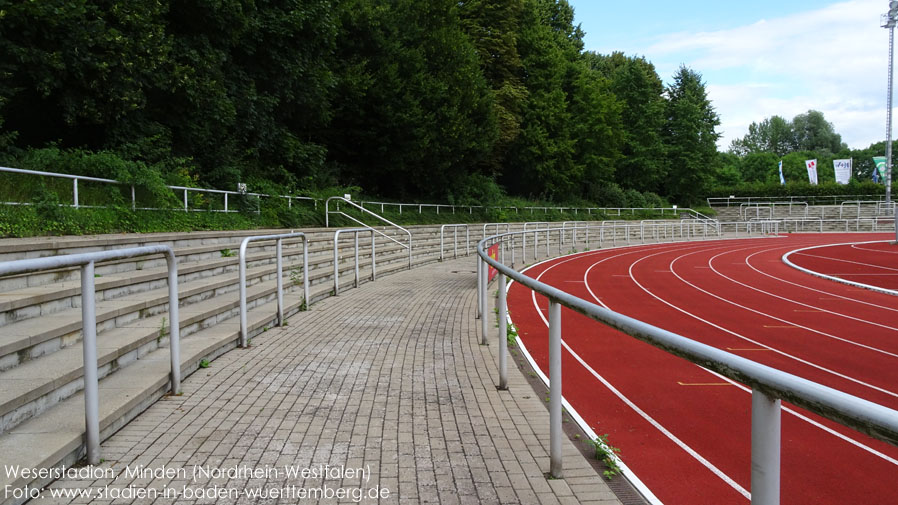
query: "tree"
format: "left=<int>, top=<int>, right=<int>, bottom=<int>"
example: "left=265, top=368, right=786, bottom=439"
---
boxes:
left=729, top=110, right=846, bottom=159
left=729, top=115, right=793, bottom=156
left=503, top=0, right=622, bottom=200
left=663, top=66, right=720, bottom=205
left=791, top=110, right=846, bottom=155
left=588, top=52, right=666, bottom=193
left=323, top=0, right=497, bottom=200
left=459, top=0, right=527, bottom=178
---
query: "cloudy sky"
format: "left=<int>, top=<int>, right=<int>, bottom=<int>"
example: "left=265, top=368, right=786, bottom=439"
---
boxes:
left=568, top=0, right=892, bottom=150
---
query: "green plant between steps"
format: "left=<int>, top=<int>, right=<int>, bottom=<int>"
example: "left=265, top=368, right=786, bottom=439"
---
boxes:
left=199, top=359, right=210, bottom=369
left=158, top=317, right=167, bottom=343
left=589, top=434, right=622, bottom=479
left=220, top=248, right=235, bottom=257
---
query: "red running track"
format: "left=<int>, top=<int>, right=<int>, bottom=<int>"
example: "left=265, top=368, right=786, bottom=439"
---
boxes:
left=506, top=233, right=898, bottom=505
left=787, top=240, right=898, bottom=291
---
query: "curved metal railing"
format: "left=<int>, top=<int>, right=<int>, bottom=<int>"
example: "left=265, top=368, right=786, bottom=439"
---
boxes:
left=475, top=229, right=898, bottom=504
left=239, top=232, right=309, bottom=347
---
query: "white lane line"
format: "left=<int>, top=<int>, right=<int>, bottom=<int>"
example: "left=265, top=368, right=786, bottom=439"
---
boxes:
left=784, top=241, right=898, bottom=297
left=526, top=243, right=751, bottom=499
left=696, top=249, right=898, bottom=354
left=792, top=252, right=898, bottom=272
left=586, top=242, right=898, bottom=465
left=617, top=245, right=898, bottom=465
left=743, top=248, right=898, bottom=314
left=646, top=250, right=898, bottom=398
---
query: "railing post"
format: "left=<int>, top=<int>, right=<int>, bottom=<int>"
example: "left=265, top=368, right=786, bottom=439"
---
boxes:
left=548, top=300, right=563, bottom=478
left=224, top=192, right=228, bottom=212
left=183, top=189, right=188, bottom=211
left=131, top=185, right=136, bottom=211
left=165, top=252, right=181, bottom=394
left=239, top=241, right=249, bottom=347
left=498, top=272, right=508, bottom=390
left=480, top=255, right=488, bottom=345
left=476, top=256, right=482, bottom=319
left=334, top=233, right=341, bottom=295
left=73, top=179, right=79, bottom=208
left=80, top=261, right=100, bottom=465
left=370, top=230, right=376, bottom=281
left=751, top=389, right=781, bottom=505
left=354, top=231, right=360, bottom=288
left=276, top=238, right=284, bottom=326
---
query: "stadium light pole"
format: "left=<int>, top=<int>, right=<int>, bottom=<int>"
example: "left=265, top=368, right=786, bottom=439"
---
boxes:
left=882, top=1, right=898, bottom=206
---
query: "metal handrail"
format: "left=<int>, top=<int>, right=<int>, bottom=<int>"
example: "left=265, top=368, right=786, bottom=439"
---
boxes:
left=476, top=229, right=898, bottom=501
left=324, top=196, right=412, bottom=270
left=333, top=228, right=376, bottom=295
left=238, top=232, right=309, bottom=347
left=439, top=224, right=470, bottom=261
left=0, top=165, right=316, bottom=212
left=0, top=245, right=181, bottom=465
left=709, top=195, right=888, bottom=207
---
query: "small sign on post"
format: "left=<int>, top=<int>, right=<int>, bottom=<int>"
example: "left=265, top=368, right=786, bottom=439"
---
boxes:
left=237, top=183, right=247, bottom=194
left=487, top=243, right=500, bottom=281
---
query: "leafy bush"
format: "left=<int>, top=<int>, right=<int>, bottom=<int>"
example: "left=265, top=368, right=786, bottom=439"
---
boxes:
left=623, top=189, right=646, bottom=208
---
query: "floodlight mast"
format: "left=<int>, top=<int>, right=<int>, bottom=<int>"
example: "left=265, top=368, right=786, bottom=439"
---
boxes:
left=883, top=2, right=898, bottom=206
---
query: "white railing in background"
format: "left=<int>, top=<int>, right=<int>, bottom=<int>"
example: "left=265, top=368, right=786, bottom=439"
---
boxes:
left=238, top=232, right=309, bottom=347
left=476, top=228, right=898, bottom=504
left=0, top=166, right=316, bottom=212
left=3, top=164, right=716, bottom=218
left=709, top=195, right=887, bottom=207
left=0, top=246, right=181, bottom=465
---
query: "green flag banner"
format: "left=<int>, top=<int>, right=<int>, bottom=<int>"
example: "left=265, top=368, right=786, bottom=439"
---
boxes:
left=873, top=156, right=887, bottom=182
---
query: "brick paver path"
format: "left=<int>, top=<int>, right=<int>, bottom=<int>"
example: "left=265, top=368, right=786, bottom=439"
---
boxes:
left=34, top=258, right=621, bottom=504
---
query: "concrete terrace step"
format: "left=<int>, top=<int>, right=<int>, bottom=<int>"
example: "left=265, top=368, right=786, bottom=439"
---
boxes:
left=0, top=241, right=432, bottom=433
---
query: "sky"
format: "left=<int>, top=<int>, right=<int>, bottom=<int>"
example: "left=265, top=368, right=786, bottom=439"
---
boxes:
left=567, top=0, right=892, bottom=150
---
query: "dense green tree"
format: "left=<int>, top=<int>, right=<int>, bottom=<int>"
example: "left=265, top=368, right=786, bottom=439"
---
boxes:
left=0, top=0, right=171, bottom=149
left=740, top=152, right=780, bottom=183
left=323, top=0, right=497, bottom=199
left=588, top=52, right=666, bottom=192
left=792, top=110, right=846, bottom=155
left=503, top=0, right=621, bottom=200
left=663, top=66, right=720, bottom=204
left=459, top=0, right=527, bottom=177
left=729, top=115, right=793, bottom=157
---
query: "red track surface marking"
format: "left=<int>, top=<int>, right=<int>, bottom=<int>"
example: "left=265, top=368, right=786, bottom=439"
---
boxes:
left=788, top=241, right=898, bottom=290
left=507, top=233, right=898, bottom=505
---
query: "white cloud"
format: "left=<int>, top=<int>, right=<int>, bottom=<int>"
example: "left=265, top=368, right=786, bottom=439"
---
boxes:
left=622, top=0, right=892, bottom=149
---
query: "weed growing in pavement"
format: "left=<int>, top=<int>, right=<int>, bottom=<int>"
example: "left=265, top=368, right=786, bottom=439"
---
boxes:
left=506, top=323, right=518, bottom=347
left=589, top=434, right=622, bottom=479
left=199, top=359, right=210, bottom=369
left=220, top=248, right=235, bottom=257
left=158, top=317, right=167, bottom=343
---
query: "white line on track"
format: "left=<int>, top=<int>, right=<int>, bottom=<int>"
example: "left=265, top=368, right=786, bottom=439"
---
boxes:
left=611, top=244, right=898, bottom=466
left=851, top=243, right=898, bottom=254
left=743, top=249, right=898, bottom=314
left=528, top=243, right=751, bottom=500
left=699, top=248, right=898, bottom=353
left=644, top=248, right=898, bottom=398
left=793, top=252, right=898, bottom=273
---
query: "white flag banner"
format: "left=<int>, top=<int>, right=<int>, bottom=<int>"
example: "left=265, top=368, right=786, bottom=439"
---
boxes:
left=833, top=158, right=852, bottom=185
left=806, top=159, right=818, bottom=185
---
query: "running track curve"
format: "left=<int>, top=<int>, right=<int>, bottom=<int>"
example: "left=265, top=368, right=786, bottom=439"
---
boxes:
left=506, top=233, right=898, bottom=505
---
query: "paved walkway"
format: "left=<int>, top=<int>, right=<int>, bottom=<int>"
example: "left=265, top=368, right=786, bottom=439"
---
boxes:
left=32, top=258, right=621, bottom=505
